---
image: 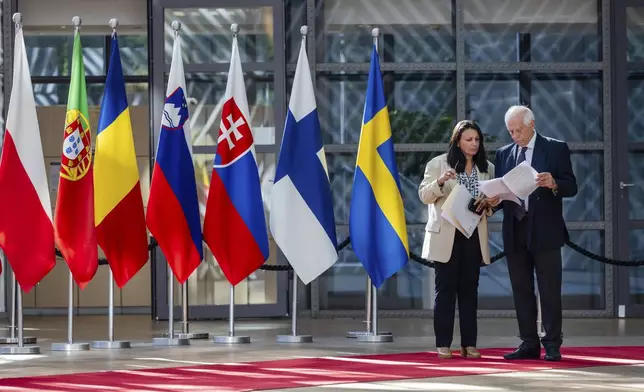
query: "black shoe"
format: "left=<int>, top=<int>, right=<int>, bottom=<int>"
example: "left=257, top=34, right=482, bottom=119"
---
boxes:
left=503, top=345, right=541, bottom=360
left=544, top=346, right=561, bottom=361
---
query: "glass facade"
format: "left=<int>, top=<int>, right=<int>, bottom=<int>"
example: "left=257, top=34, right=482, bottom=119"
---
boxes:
left=2, top=0, right=644, bottom=318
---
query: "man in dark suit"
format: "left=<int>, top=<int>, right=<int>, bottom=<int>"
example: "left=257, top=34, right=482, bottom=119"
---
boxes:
left=494, top=105, right=577, bottom=362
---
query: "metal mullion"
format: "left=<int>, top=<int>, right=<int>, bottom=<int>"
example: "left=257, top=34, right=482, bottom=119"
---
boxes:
left=455, top=0, right=465, bottom=120
left=171, top=62, right=275, bottom=74
left=464, top=62, right=603, bottom=71
left=627, top=142, right=644, bottom=151
left=316, top=63, right=456, bottom=73
left=158, top=0, right=275, bottom=6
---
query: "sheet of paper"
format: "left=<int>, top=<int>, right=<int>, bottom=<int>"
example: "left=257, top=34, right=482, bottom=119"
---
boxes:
left=440, top=184, right=482, bottom=239
left=502, top=161, right=538, bottom=199
left=479, top=178, right=511, bottom=198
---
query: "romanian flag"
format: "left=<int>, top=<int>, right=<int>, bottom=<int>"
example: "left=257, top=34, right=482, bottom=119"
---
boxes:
left=94, top=33, right=148, bottom=288
left=54, top=29, right=98, bottom=288
left=349, top=45, right=409, bottom=288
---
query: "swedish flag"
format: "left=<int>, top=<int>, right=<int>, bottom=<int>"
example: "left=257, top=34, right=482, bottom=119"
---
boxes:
left=349, top=45, right=409, bottom=288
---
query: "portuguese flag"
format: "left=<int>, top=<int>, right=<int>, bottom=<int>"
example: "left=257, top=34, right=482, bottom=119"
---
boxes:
left=54, top=29, right=98, bottom=288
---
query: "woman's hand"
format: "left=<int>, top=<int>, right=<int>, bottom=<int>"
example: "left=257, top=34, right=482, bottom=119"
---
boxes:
left=485, top=195, right=501, bottom=208
left=437, top=168, right=456, bottom=186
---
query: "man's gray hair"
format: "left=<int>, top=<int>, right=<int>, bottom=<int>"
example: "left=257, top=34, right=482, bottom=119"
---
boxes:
left=504, top=105, right=534, bottom=128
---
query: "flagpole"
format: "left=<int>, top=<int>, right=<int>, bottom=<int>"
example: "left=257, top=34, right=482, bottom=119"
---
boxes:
left=50, top=17, right=92, bottom=353
left=0, top=281, right=40, bottom=355
left=0, top=272, right=37, bottom=345
left=356, top=28, right=393, bottom=344
left=162, top=282, right=208, bottom=340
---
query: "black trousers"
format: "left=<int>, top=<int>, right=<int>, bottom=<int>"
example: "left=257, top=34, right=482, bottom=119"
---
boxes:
left=434, top=229, right=481, bottom=348
left=507, top=217, right=563, bottom=349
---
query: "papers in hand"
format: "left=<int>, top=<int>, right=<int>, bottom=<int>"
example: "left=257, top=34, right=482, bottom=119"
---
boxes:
left=440, top=184, right=483, bottom=239
left=478, top=161, right=538, bottom=205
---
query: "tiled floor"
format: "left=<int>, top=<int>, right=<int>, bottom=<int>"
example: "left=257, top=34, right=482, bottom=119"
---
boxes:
left=1, top=315, right=644, bottom=391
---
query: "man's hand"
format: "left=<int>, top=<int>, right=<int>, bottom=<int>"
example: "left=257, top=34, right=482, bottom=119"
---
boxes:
left=536, top=172, right=557, bottom=189
left=485, top=195, right=501, bottom=208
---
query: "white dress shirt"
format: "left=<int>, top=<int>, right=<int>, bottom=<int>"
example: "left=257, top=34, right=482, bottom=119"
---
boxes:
left=515, top=131, right=537, bottom=210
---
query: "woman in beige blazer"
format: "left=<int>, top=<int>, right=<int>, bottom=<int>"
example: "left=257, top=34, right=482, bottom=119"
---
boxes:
left=418, top=120, right=499, bottom=360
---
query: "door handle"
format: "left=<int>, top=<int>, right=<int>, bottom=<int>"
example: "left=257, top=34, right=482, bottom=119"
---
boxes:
left=620, top=181, right=635, bottom=189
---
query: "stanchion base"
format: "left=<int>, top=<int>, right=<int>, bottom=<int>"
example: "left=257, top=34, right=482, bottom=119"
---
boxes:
left=152, top=337, right=190, bottom=346
left=356, top=333, right=394, bottom=343
left=161, top=332, right=210, bottom=340
left=91, top=340, right=131, bottom=349
left=0, top=336, right=37, bottom=345
left=213, top=335, right=250, bottom=344
left=276, top=334, right=313, bottom=343
left=0, top=345, right=41, bottom=355
left=51, top=342, right=90, bottom=352
left=346, top=331, right=392, bottom=339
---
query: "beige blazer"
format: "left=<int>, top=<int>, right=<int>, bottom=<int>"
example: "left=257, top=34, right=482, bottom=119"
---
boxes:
left=418, top=153, right=495, bottom=264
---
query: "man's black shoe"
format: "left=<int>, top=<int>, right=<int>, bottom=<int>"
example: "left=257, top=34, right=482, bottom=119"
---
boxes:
left=503, top=345, right=541, bottom=360
left=544, top=346, right=562, bottom=361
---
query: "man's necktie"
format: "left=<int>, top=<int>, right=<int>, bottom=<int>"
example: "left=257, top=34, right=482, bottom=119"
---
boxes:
left=514, top=146, right=528, bottom=221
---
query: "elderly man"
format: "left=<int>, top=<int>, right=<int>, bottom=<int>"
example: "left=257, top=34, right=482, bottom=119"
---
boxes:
left=494, top=105, right=577, bottom=362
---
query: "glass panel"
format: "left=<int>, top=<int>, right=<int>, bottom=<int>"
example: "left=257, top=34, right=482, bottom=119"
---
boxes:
left=24, top=35, right=105, bottom=76
left=627, top=7, right=644, bottom=62
left=465, top=73, right=520, bottom=145
left=484, top=230, right=604, bottom=310
left=32, top=83, right=147, bottom=107
left=320, top=226, right=432, bottom=310
left=318, top=73, right=456, bottom=144
left=531, top=74, right=602, bottom=142
left=286, top=0, right=307, bottom=64
left=327, top=152, right=442, bottom=225
left=180, top=152, right=278, bottom=306
left=628, top=72, right=644, bottom=142
left=164, top=8, right=274, bottom=64
left=628, top=153, right=644, bottom=220
left=320, top=0, right=454, bottom=63
left=183, top=72, right=275, bottom=147
left=463, top=0, right=600, bottom=62
left=119, top=35, right=148, bottom=76
left=628, top=230, right=644, bottom=305
left=566, top=152, right=603, bottom=221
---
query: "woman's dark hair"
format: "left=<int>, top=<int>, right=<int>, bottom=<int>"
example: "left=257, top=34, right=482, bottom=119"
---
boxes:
left=446, top=120, right=489, bottom=173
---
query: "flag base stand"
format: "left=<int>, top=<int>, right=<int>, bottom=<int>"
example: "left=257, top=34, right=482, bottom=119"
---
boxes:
left=152, top=337, right=189, bottom=347
left=276, top=334, right=313, bottom=344
left=346, top=331, right=391, bottom=339
left=357, top=333, right=394, bottom=343
left=213, top=335, right=250, bottom=344
left=0, top=336, right=37, bottom=344
left=51, top=342, right=90, bottom=352
left=162, top=332, right=209, bottom=340
left=0, top=345, right=40, bottom=355
left=91, top=340, right=131, bottom=349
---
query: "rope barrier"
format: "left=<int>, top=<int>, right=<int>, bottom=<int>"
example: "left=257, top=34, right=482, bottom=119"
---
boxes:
left=52, top=233, right=644, bottom=272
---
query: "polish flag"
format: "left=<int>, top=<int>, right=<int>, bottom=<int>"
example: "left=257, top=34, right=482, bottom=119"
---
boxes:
left=0, top=24, right=55, bottom=291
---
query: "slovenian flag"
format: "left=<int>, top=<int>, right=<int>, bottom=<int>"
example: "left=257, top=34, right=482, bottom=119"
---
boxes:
left=146, top=33, right=203, bottom=284
left=0, top=21, right=55, bottom=291
left=94, top=32, right=148, bottom=288
left=203, top=32, right=269, bottom=286
left=269, top=36, right=338, bottom=284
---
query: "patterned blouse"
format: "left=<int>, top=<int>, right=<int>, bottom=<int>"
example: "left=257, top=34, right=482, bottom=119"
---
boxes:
left=457, top=166, right=480, bottom=198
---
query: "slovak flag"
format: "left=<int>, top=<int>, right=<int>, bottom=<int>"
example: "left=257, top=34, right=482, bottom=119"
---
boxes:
left=202, top=33, right=269, bottom=286
left=269, top=37, right=338, bottom=284
left=146, top=34, right=203, bottom=284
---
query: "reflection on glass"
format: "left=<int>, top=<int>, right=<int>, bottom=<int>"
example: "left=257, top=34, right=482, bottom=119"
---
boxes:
left=119, top=35, right=149, bottom=76
left=628, top=230, right=644, bottom=305
left=485, top=230, right=604, bottom=310
left=32, top=83, right=148, bottom=107
left=463, top=0, right=599, bottom=62
left=183, top=72, right=275, bottom=147
left=182, top=153, right=278, bottom=306
left=465, top=73, right=519, bottom=144
left=628, top=153, right=644, bottom=220
left=320, top=0, right=454, bottom=63
left=565, top=152, right=603, bottom=221
left=531, top=74, right=602, bottom=142
left=24, top=35, right=105, bottom=76
left=317, top=73, right=456, bottom=144
left=319, top=227, right=432, bottom=310
left=164, top=8, right=274, bottom=64
left=628, top=73, right=644, bottom=142
left=627, top=7, right=644, bottom=62
left=286, top=0, right=307, bottom=63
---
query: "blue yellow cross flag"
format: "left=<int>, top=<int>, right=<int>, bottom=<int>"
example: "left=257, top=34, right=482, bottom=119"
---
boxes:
left=349, top=45, right=409, bottom=288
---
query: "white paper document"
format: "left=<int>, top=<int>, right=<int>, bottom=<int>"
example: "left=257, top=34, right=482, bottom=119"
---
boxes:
left=479, top=161, right=538, bottom=205
left=441, top=184, right=483, bottom=239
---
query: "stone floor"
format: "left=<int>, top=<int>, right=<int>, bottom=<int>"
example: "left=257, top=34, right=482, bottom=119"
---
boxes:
left=1, top=315, right=643, bottom=391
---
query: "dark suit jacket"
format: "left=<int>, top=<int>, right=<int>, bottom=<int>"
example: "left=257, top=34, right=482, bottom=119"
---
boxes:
left=494, top=133, right=578, bottom=254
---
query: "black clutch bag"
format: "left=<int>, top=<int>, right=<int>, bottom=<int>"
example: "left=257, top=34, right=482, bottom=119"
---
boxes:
left=467, top=197, right=484, bottom=215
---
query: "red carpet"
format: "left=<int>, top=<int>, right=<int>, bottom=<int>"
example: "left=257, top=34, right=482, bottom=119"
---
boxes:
left=0, top=346, right=643, bottom=391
